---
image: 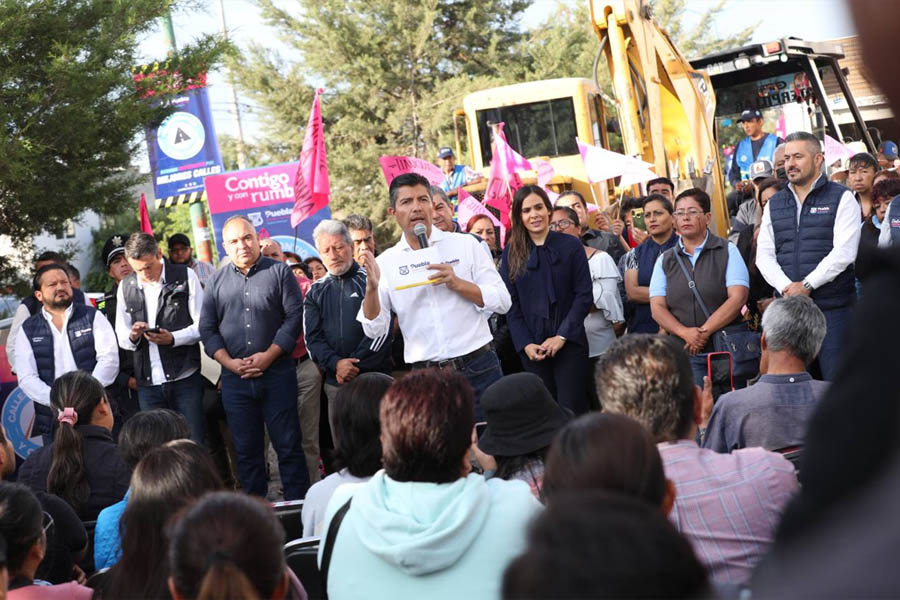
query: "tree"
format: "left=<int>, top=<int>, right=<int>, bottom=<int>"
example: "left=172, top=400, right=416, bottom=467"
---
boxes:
left=231, top=0, right=530, bottom=243
left=0, top=0, right=227, bottom=285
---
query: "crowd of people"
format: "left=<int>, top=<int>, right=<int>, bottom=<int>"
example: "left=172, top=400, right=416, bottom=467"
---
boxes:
left=2, top=26, right=900, bottom=598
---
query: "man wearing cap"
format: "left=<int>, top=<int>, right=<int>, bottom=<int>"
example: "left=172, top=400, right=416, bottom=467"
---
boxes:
left=877, top=141, right=898, bottom=170
left=437, top=147, right=482, bottom=199
left=728, top=109, right=783, bottom=187
left=730, top=159, right=775, bottom=242
left=97, top=234, right=139, bottom=425
left=168, top=233, right=216, bottom=287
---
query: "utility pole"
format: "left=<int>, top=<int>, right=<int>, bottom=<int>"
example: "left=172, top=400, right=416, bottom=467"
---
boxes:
left=159, top=10, right=216, bottom=264
left=218, top=0, right=248, bottom=170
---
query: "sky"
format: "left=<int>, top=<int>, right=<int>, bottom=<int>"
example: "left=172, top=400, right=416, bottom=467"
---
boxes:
left=135, top=0, right=858, bottom=167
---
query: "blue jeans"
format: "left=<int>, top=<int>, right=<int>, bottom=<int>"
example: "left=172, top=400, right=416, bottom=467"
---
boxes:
left=818, top=306, right=851, bottom=381
left=412, top=350, right=503, bottom=422
left=137, top=371, right=205, bottom=444
left=221, top=359, right=309, bottom=500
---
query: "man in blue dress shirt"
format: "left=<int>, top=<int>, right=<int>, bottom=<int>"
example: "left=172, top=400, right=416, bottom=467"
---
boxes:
left=199, top=215, right=309, bottom=499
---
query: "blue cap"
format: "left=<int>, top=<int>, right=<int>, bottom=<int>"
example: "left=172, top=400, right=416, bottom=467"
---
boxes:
left=737, top=109, right=763, bottom=123
left=878, top=141, right=898, bottom=160
left=437, top=147, right=454, bottom=159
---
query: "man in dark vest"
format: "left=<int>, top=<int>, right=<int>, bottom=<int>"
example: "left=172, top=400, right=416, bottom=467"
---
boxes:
left=13, top=264, right=119, bottom=436
left=757, top=131, right=861, bottom=381
left=114, top=232, right=206, bottom=443
left=6, top=251, right=90, bottom=376
left=96, top=234, right=139, bottom=426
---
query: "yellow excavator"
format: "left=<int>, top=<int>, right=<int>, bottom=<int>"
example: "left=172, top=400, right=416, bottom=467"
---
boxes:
left=453, top=0, right=873, bottom=237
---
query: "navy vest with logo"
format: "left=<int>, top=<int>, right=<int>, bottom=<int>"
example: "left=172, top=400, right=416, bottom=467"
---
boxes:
left=629, top=234, right=677, bottom=333
left=768, top=176, right=855, bottom=310
left=121, top=262, right=200, bottom=386
left=888, top=196, right=900, bottom=246
left=21, top=303, right=98, bottom=385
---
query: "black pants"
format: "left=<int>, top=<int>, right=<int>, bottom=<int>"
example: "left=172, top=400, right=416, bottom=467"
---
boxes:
left=520, top=342, right=590, bottom=415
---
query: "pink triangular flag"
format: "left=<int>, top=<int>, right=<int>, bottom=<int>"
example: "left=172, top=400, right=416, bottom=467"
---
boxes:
left=458, top=189, right=501, bottom=229
left=493, top=123, right=532, bottom=177
left=139, top=193, right=154, bottom=235
left=823, top=134, right=855, bottom=167
left=292, top=88, right=330, bottom=228
left=576, top=138, right=631, bottom=183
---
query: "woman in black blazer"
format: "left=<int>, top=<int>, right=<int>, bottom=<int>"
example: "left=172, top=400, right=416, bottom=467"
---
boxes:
left=500, top=186, right=593, bottom=414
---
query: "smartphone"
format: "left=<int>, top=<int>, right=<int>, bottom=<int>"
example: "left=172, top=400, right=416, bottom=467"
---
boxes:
left=145, top=327, right=160, bottom=334
left=706, top=352, right=733, bottom=401
left=475, top=422, right=487, bottom=439
left=632, top=208, right=646, bottom=231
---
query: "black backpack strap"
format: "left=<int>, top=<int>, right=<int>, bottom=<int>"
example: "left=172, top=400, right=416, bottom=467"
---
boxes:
left=320, top=498, right=352, bottom=599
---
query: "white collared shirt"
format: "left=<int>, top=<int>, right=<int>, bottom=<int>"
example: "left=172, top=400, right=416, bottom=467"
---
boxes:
left=757, top=175, right=860, bottom=293
left=115, top=262, right=204, bottom=385
left=357, top=227, right=511, bottom=363
left=14, top=303, right=119, bottom=406
left=6, top=292, right=91, bottom=375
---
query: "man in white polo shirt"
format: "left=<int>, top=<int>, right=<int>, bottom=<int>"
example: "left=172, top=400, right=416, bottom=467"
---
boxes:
left=359, top=172, right=511, bottom=418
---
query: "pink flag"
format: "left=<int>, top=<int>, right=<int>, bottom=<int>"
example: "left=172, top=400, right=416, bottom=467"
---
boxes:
left=535, top=160, right=555, bottom=188
left=458, top=189, right=501, bottom=229
left=139, top=193, right=154, bottom=235
left=493, top=123, right=532, bottom=177
left=823, top=134, right=856, bottom=167
left=378, top=155, right=445, bottom=187
left=292, top=88, right=330, bottom=228
left=619, top=157, right=657, bottom=188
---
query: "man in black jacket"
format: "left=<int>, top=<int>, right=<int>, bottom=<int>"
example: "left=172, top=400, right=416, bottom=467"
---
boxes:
left=304, top=220, right=392, bottom=435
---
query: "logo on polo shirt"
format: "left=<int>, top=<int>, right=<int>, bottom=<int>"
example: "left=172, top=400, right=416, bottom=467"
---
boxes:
left=399, top=266, right=409, bottom=275
left=2, top=388, right=43, bottom=459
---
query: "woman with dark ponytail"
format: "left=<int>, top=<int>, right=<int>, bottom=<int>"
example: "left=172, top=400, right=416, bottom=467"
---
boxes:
left=18, top=371, right=129, bottom=520
left=169, top=491, right=302, bottom=600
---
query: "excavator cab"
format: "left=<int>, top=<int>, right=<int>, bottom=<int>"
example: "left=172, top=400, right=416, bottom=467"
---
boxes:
left=692, top=38, right=875, bottom=186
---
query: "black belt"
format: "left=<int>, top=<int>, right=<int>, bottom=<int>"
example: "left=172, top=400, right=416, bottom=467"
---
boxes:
left=296, top=353, right=310, bottom=364
left=412, top=344, right=492, bottom=371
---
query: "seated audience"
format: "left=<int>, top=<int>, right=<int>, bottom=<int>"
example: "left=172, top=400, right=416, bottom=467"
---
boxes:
left=93, top=409, right=190, bottom=570
left=18, top=371, right=130, bottom=521
left=98, top=440, right=223, bottom=599
left=301, top=373, right=393, bottom=537
left=502, top=492, right=708, bottom=600
left=318, top=369, right=541, bottom=599
left=598, top=334, right=799, bottom=586
left=474, top=373, right=571, bottom=500
left=0, top=482, right=92, bottom=599
left=169, top=492, right=306, bottom=600
left=542, top=413, right=674, bottom=514
left=703, top=296, right=829, bottom=453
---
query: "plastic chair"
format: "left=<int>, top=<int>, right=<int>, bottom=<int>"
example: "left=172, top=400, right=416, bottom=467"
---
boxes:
left=285, top=536, right=323, bottom=600
left=273, top=499, right=305, bottom=543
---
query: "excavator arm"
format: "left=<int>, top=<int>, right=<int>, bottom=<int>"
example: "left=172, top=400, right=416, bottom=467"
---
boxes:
left=590, top=0, right=730, bottom=235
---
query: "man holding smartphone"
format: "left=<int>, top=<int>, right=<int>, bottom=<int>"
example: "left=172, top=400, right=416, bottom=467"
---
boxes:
left=115, top=232, right=206, bottom=443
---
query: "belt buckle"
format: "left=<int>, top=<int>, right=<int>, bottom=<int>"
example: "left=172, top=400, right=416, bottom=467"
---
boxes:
left=436, top=358, right=455, bottom=370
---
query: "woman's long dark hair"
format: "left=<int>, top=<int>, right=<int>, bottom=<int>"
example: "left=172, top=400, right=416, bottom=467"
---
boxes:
left=332, top=373, right=392, bottom=477
left=47, top=370, right=105, bottom=514
left=505, top=185, right=552, bottom=281
left=101, top=440, right=223, bottom=599
left=0, top=482, right=43, bottom=575
left=169, top=492, right=286, bottom=600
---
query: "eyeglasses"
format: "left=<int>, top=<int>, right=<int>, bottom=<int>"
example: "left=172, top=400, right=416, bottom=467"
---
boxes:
left=42, top=511, right=54, bottom=536
left=549, top=219, right=575, bottom=231
left=673, top=209, right=704, bottom=219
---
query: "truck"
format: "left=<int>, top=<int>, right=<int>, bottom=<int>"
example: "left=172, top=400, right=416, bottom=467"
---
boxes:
left=451, top=0, right=873, bottom=237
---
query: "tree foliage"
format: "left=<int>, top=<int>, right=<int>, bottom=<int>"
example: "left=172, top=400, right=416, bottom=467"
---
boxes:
left=0, top=0, right=228, bottom=285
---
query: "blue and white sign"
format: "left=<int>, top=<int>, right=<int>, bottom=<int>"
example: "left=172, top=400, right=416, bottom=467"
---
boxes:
left=146, top=86, right=224, bottom=205
left=2, top=387, right=43, bottom=459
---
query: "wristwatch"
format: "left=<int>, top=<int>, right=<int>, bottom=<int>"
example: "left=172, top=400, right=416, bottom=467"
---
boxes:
left=558, top=335, right=567, bottom=341
left=802, top=280, right=813, bottom=291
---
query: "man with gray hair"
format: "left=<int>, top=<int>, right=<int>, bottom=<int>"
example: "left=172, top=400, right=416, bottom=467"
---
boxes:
left=304, top=219, right=392, bottom=434
left=598, top=334, right=799, bottom=586
left=115, top=232, right=206, bottom=443
left=343, top=214, right=376, bottom=266
left=702, top=296, right=828, bottom=454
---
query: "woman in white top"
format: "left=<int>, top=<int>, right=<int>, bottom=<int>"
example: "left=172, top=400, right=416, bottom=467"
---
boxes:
left=549, top=206, right=624, bottom=357
left=301, top=372, right=393, bottom=537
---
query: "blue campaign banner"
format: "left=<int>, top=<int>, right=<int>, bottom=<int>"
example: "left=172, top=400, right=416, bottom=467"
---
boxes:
left=146, top=87, right=224, bottom=204
left=205, top=162, right=330, bottom=260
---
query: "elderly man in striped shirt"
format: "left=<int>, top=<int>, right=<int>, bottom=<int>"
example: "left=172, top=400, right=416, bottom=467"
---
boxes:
left=598, top=334, right=799, bottom=586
